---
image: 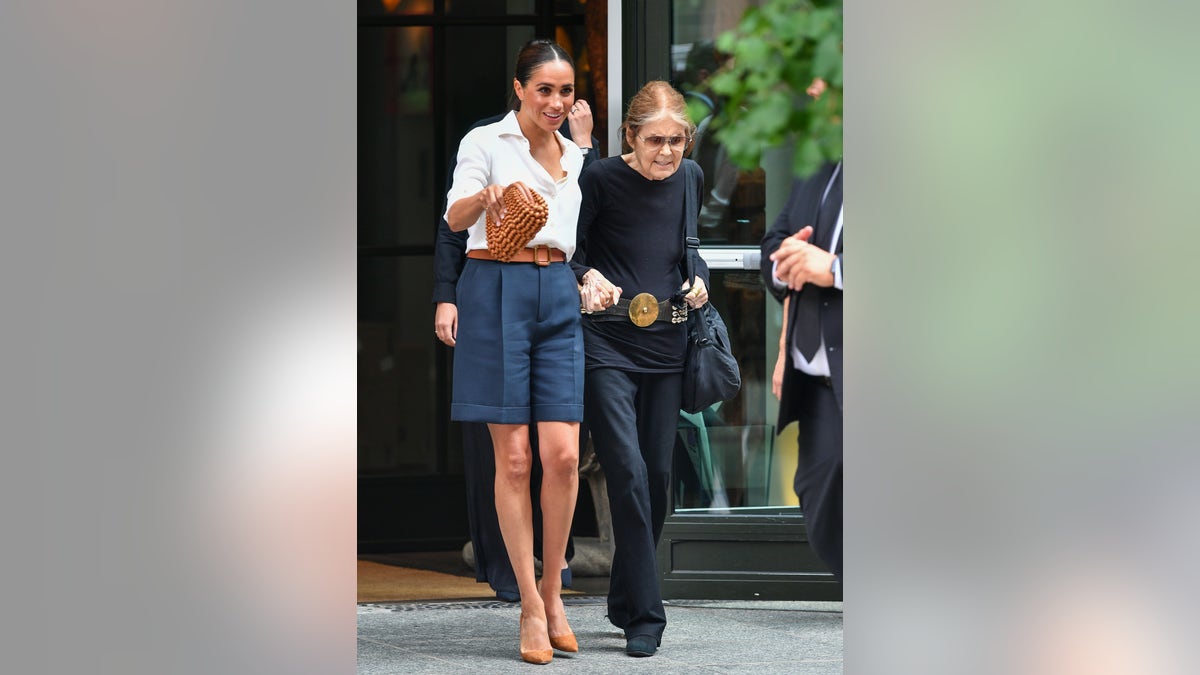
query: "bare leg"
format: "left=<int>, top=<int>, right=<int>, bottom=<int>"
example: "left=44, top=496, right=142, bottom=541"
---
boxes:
left=488, top=423, right=549, bottom=654
left=536, top=420, right=580, bottom=640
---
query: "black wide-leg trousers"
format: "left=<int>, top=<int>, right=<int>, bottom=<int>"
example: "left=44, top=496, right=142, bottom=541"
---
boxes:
left=584, top=368, right=682, bottom=645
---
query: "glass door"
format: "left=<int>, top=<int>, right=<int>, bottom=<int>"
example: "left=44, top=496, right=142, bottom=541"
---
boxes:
left=646, top=0, right=840, bottom=599
left=674, top=254, right=782, bottom=514
left=669, top=1, right=790, bottom=518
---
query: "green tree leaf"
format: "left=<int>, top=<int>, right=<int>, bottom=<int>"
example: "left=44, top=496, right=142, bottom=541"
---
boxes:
left=705, top=0, right=843, bottom=178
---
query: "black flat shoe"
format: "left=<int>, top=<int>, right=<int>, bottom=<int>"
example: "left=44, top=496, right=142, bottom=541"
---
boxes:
left=561, top=566, right=572, bottom=589
left=625, top=635, right=657, bottom=657
left=495, top=589, right=519, bottom=603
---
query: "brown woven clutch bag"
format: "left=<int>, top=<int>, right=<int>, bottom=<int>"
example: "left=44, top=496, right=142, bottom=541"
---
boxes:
left=486, top=185, right=549, bottom=262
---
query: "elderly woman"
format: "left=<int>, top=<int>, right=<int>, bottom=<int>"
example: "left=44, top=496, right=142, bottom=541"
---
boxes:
left=570, top=81, right=709, bottom=658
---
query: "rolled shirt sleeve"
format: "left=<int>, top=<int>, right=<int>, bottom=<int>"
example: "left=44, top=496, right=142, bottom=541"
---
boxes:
left=442, top=130, right=490, bottom=223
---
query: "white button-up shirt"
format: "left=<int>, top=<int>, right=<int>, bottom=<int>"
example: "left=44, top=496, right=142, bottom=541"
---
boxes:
left=443, top=110, right=584, bottom=259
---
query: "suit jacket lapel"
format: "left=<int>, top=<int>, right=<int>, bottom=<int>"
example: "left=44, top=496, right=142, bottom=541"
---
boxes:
left=788, top=161, right=841, bottom=361
left=813, top=162, right=842, bottom=251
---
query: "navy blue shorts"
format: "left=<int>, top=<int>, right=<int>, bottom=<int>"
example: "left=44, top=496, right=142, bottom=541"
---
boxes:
left=451, top=258, right=584, bottom=424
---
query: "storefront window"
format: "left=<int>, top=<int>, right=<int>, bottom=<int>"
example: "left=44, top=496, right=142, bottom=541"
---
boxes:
left=669, top=0, right=799, bottom=513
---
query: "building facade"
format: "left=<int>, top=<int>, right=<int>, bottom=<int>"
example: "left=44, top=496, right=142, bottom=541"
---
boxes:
left=359, top=0, right=839, bottom=601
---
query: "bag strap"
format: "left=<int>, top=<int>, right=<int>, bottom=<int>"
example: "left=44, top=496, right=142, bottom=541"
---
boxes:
left=682, top=161, right=700, bottom=291
left=681, top=161, right=715, bottom=341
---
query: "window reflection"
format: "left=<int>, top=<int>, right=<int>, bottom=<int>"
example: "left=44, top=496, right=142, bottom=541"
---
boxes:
left=359, top=257, right=439, bottom=475
left=672, top=1, right=767, bottom=246
left=445, top=0, right=535, bottom=15
left=358, top=0, right=434, bottom=16
left=359, top=27, right=434, bottom=247
left=673, top=269, right=799, bottom=511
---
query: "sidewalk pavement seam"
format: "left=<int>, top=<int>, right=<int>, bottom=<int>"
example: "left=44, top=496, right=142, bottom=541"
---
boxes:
left=357, top=636, right=478, bottom=664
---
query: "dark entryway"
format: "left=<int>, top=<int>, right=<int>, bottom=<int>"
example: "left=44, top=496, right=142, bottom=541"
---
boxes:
left=358, top=0, right=602, bottom=552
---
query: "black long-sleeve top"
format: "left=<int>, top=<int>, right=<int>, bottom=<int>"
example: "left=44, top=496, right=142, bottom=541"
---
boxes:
left=569, top=156, right=709, bottom=372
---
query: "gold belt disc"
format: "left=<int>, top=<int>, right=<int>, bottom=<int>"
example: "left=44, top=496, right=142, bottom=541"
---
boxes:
left=628, top=292, right=659, bottom=327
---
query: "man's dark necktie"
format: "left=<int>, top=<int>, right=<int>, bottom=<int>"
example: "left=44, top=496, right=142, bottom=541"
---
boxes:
left=794, top=164, right=842, bottom=361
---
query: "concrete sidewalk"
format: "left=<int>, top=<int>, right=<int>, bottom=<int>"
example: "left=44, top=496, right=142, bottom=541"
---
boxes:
left=358, top=596, right=842, bottom=674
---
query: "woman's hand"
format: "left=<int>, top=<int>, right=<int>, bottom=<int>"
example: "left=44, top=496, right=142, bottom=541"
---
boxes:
left=580, top=269, right=622, bottom=313
left=477, top=184, right=505, bottom=224
left=567, top=99, right=593, bottom=145
left=681, top=276, right=709, bottom=309
left=478, top=181, right=534, bottom=224
left=434, top=302, right=458, bottom=347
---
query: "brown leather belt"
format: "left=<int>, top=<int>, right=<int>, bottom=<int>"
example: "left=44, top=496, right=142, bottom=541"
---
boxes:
left=467, top=245, right=566, bottom=266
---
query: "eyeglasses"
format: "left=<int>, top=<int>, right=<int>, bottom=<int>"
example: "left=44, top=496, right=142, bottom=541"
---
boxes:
left=636, top=134, right=691, bottom=150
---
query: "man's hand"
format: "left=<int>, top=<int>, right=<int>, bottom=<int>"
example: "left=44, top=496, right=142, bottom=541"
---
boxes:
left=771, top=225, right=835, bottom=290
left=772, top=350, right=786, bottom=400
left=773, top=295, right=790, bottom=400
left=434, top=302, right=458, bottom=346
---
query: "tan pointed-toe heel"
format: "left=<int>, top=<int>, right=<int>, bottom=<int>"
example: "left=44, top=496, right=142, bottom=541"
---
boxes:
left=549, top=631, right=578, bottom=653
left=520, top=647, right=553, bottom=665
left=538, top=578, right=578, bottom=653
left=519, top=615, right=553, bottom=665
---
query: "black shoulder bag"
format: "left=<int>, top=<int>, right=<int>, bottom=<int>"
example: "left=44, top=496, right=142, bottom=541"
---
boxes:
left=679, top=161, right=741, bottom=414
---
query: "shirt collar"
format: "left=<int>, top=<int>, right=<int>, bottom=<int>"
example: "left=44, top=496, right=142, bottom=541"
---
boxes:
left=496, top=110, right=524, bottom=138
left=497, top=110, right=570, bottom=151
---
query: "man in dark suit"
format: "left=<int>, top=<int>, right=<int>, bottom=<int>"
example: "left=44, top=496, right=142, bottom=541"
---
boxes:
left=760, top=160, right=843, bottom=581
left=432, top=105, right=598, bottom=600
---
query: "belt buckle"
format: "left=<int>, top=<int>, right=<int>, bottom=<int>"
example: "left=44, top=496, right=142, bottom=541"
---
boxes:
left=531, top=244, right=552, bottom=266
left=628, top=293, right=659, bottom=327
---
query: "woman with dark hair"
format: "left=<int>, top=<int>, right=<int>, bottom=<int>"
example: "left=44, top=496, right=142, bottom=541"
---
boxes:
left=444, top=39, right=599, bottom=665
left=571, top=81, right=710, bottom=658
